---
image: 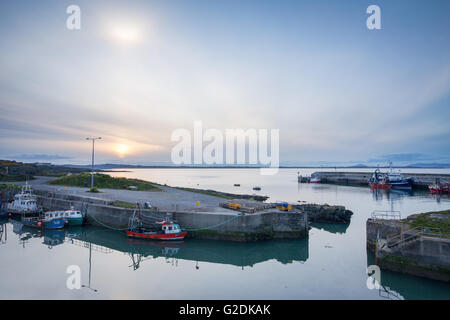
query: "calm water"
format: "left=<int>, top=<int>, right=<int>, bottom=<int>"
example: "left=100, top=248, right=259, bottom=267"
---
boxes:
left=1, top=168, right=450, bottom=299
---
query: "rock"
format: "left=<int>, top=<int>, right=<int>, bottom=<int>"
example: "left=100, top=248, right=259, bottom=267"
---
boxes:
left=295, top=204, right=353, bottom=224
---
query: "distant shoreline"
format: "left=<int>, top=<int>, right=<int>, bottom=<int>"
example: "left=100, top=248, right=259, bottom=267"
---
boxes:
left=82, top=165, right=450, bottom=170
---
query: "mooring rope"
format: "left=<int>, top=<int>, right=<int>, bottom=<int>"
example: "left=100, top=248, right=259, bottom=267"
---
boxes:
left=87, top=208, right=243, bottom=233
left=88, top=214, right=129, bottom=231
left=182, top=213, right=244, bottom=231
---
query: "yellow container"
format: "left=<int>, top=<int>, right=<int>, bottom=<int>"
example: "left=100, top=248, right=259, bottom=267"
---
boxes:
left=228, top=203, right=241, bottom=210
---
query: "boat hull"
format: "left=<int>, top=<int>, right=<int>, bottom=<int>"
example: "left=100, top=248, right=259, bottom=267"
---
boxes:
left=370, top=183, right=392, bottom=190
left=67, top=217, right=83, bottom=226
left=22, top=217, right=66, bottom=230
left=390, top=181, right=413, bottom=190
left=126, top=230, right=187, bottom=241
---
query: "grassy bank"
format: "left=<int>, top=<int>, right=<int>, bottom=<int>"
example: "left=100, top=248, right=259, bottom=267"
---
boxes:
left=176, top=187, right=234, bottom=200
left=175, top=187, right=268, bottom=201
left=49, top=173, right=161, bottom=192
left=0, top=174, right=30, bottom=182
left=0, top=184, right=22, bottom=191
left=406, top=210, right=450, bottom=237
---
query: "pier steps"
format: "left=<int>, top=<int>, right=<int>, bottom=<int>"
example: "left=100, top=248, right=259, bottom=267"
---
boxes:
left=367, top=217, right=450, bottom=282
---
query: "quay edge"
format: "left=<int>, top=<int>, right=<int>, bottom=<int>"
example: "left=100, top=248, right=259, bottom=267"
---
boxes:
left=310, top=171, right=450, bottom=189
left=34, top=190, right=309, bottom=242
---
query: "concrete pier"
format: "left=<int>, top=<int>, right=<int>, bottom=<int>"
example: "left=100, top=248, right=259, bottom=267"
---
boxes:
left=7, top=176, right=353, bottom=242
left=34, top=189, right=309, bottom=242
left=367, top=217, right=450, bottom=282
left=310, top=171, right=450, bottom=189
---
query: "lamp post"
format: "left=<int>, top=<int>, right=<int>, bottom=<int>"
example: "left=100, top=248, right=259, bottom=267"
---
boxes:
left=86, top=137, right=101, bottom=189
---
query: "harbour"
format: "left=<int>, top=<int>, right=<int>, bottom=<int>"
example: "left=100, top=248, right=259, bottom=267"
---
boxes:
left=1, top=168, right=449, bottom=299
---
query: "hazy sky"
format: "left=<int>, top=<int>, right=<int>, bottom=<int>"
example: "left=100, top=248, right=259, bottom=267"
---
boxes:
left=0, top=0, right=449, bottom=166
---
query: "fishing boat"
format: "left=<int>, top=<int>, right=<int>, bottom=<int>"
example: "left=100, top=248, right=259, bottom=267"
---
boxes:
left=7, top=182, right=40, bottom=216
left=385, top=167, right=413, bottom=190
left=310, top=177, right=321, bottom=183
left=253, top=186, right=261, bottom=190
left=21, top=211, right=67, bottom=230
left=444, top=184, right=450, bottom=194
left=126, top=221, right=187, bottom=241
left=429, top=183, right=449, bottom=194
left=428, top=184, right=442, bottom=193
left=368, top=166, right=413, bottom=190
left=62, top=208, right=84, bottom=225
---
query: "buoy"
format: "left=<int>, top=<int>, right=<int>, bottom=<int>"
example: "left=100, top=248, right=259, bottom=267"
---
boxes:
left=37, top=221, right=42, bottom=227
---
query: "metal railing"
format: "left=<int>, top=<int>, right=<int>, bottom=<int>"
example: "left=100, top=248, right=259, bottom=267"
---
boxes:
left=386, top=226, right=442, bottom=248
left=65, top=238, right=113, bottom=254
left=371, top=210, right=401, bottom=220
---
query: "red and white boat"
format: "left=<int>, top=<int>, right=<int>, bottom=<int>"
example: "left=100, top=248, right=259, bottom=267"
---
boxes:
left=444, top=184, right=450, bottom=194
left=126, top=221, right=187, bottom=241
left=428, top=184, right=442, bottom=194
left=310, top=177, right=321, bottom=183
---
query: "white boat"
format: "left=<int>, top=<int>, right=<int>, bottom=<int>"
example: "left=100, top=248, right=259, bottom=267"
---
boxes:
left=7, top=182, right=39, bottom=215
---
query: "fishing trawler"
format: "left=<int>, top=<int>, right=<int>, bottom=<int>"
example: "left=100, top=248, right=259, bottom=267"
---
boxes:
left=368, top=165, right=413, bottom=190
left=126, top=221, right=187, bottom=240
left=7, top=182, right=40, bottom=216
left=429, top=183, right=449, bottom=194
left=126, top=203, right=186, bottom=240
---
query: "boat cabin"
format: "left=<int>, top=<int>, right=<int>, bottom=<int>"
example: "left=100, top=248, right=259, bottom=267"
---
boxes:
left=157, top=221, right=182, bottom=234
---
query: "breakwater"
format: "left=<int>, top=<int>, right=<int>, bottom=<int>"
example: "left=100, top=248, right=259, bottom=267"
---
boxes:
left=34, top=190, right=309, bottom=242
left=309, top=171, right=450, bottom=189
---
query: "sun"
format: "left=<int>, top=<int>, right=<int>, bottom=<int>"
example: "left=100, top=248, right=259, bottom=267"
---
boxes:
left=108, top=23, right=143, bottom=45
left=115, top=144, right=129, bottom=157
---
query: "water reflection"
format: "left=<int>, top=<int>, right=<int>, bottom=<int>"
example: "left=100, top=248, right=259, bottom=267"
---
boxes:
left=366, top=252, right=450, bottom=300
left=10, top=219, right=65, bottom=248
left=310, top=222, right=350, bottom=234
left=0, top=219, right=7, bottom=244
left=8, top=221, right=309, bottom=271
left=371, top=188, right=444, bottom=204
left=68, top=227, right=310, bottom=270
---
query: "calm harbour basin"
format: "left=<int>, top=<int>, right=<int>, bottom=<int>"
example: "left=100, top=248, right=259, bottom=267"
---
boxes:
left=1, top=168, right=450, bottom=299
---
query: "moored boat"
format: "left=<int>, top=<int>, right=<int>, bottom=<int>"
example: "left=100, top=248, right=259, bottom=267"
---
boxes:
left=62, top=209, right=84, bottom=226
left=126, top=221, right=187, bottom=241
left=368, top=165, right=413, bottom=190
left=7, top=182, right=40, bottom=216
left=22, top=211, right=67, bottom=230
left=428, top=184, right=442, bottom=193
left=310, top=177, right=321, bottom=183
left=370, top=182, right=392, bottom=190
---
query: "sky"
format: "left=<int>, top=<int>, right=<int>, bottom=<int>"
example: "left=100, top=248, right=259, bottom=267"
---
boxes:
left=0, top=0, right=449, bottom=166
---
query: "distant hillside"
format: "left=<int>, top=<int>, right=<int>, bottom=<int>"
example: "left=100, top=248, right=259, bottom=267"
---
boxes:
left=0, top=159, right=90, bottom=181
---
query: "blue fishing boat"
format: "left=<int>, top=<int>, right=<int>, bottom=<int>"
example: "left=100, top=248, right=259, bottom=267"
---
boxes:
left=22, top=211, right=67, bottom=230
left=368, top=164, right=413, bottom=190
